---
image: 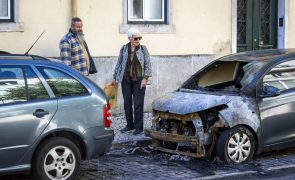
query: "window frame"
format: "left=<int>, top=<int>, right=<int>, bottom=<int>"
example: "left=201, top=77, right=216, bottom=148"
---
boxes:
left=127, top=0, right=167, bottom=24
left=0, top=0, right=14, bottom=23
left=120, top=0, right=174, bottom=34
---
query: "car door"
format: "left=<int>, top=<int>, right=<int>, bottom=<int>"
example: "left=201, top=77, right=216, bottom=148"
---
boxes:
left=0, top=65, right=57, bottom=167
left=258, top=59, right=295, bottom=146
left=35, top=66, right=93, bottom=129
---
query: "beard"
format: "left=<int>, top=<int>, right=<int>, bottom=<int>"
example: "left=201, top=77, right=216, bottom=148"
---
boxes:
left=71, top=27, right=84, bottom=42
left=77, top=33, right=85, bottom=43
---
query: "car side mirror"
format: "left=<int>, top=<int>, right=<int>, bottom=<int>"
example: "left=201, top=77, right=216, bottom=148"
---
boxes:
left=260, top=85, right=280, bottom=98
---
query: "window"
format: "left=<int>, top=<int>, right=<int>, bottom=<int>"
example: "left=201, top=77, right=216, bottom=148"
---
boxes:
left=0, top=66, right=49, bottom=104
left=0, top=0, right=14, bottom=22
left=128, top=0, right=166, bottom=23
left=37, top=67, right=89, bottom=97
left=0, top=0, right=23, bottom=32
left=25, top=67, right=49, bottom=101
left=263, top=60, right=295, bottom=92
left=120, top=0, right=173, bottom=33
left=0, top=66, right=26, bottom=104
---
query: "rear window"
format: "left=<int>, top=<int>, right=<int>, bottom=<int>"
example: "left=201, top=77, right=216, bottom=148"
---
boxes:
left=37, top=67, right=89, bottom=97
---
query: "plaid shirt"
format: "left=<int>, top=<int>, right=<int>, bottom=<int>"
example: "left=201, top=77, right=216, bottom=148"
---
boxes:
left=59, top=30, right=88, bottom=75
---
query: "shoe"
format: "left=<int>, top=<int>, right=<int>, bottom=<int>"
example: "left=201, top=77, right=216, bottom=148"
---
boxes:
left=120, top=127, right=133, bottom=133
left=133, top=129, right=143, bottom=135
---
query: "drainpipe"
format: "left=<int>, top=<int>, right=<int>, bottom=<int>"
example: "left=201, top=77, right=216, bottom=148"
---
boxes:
left=72, top=0, right=78, bottom=17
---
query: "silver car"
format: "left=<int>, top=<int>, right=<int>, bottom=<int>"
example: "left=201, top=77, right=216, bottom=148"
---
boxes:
left=0, top=54, right=114, bottom=179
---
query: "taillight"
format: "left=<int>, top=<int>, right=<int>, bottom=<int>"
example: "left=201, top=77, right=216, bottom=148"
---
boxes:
left=103, top=103, right=112, bottom=127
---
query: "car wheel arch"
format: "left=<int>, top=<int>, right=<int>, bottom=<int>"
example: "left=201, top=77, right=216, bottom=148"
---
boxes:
left=31, top=130, right=87, bottom=164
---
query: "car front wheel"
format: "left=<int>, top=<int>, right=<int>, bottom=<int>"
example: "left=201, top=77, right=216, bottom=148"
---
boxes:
left=32, top=137, right=81, bottom=180
left=216, top=126, right=255, bottom=163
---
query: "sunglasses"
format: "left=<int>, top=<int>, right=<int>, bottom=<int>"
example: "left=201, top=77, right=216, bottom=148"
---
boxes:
left=133, top=37, right=142, bottom=41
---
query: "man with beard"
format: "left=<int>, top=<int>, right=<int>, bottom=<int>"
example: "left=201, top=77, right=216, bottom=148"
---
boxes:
left=60, top=17, right=97, bottom=76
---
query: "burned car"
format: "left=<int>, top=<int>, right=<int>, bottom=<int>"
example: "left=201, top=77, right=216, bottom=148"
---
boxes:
left=146, top=49, right=295, bottom=163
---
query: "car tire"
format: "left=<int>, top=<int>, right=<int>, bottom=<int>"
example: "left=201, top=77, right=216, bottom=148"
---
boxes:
left=216, top=126, right=255, bottom=163
left=32, top=137, right=81, bottom=180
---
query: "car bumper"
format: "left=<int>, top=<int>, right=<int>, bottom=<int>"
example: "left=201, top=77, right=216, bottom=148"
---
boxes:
left=83, top=126, right=114, bottom=159
left=145, top=129, right=206, bottom=158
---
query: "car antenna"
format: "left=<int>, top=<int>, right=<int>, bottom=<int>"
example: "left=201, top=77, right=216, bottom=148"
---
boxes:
left=25, top=30, right=45, bottom=55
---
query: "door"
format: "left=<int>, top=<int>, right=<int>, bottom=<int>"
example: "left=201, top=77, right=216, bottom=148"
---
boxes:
left=0, top=65, right=57, bottom=167
left=237, top=0, right=278, bottom=52
left=258, top=60, right=295, bottom=146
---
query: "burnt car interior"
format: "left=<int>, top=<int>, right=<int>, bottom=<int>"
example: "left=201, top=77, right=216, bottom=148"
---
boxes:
left=182, top=61, right=265, bottom=92
left=198, top=61, right=241, bottom=88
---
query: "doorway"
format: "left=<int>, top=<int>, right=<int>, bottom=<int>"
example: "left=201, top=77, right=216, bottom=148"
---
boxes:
left=237, top=0, right=278, bottom=52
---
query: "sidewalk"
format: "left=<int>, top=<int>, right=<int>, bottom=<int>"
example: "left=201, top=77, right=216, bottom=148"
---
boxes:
left=112, top=113, right=153, bottom=144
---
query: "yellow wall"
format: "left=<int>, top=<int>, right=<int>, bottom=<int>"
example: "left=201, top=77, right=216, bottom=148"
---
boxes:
left=77, top=0, right=125, bottom=57
left=288, top=0, right=295, bottom=48
left=74, top=0, right=232, bottom=56
left=0, top=0, right=232, bottom=57
left=162, top=0, right=232, bottom=56
left=0, top=0, right=71, bottom=56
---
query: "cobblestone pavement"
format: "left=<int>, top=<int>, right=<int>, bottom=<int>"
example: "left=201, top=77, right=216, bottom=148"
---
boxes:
left=2, top=114, right=295, bottom=179
left=112, top=113, right=153, bottom=144
left=3, top=141, right=295, bottom=180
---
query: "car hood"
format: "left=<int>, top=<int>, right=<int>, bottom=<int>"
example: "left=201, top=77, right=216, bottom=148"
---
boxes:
left=152, top=91, right=237, bottom=114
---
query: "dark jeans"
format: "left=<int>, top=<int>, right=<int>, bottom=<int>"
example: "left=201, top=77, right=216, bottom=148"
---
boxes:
left=121, top=77, right=146, bottom=131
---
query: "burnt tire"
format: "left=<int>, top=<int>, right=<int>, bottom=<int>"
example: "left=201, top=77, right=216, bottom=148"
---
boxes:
left=32, top=137, right=81, bottom=180
left=216, top=126, right=255, bottom=163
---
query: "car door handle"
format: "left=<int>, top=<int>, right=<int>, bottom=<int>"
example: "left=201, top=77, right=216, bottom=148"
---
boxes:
left=33, top=109, right=49, bottom=118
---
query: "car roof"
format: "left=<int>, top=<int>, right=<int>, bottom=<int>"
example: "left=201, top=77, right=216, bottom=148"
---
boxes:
left=0, top=54, right=72, bottom=73
left=0, top=54, right=65, bottom=66
left=218, top=49, right=295, bottom=62
left=0, top=54, right=50, bottom=61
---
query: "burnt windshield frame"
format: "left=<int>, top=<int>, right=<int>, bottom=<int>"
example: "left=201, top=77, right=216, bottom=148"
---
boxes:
left=181, top=60, right=267, bottom=92
left=239, top=61, right=267, bottom=89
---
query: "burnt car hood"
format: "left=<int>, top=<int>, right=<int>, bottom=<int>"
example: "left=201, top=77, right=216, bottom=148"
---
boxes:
left=152, top=91, right=237, bottom=114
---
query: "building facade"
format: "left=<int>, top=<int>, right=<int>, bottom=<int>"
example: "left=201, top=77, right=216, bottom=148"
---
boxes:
left=0, top=0, right=294, bottom=113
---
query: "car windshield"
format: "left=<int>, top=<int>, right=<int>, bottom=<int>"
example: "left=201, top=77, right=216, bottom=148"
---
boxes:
left=182, top=60, right=267, bottom=92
